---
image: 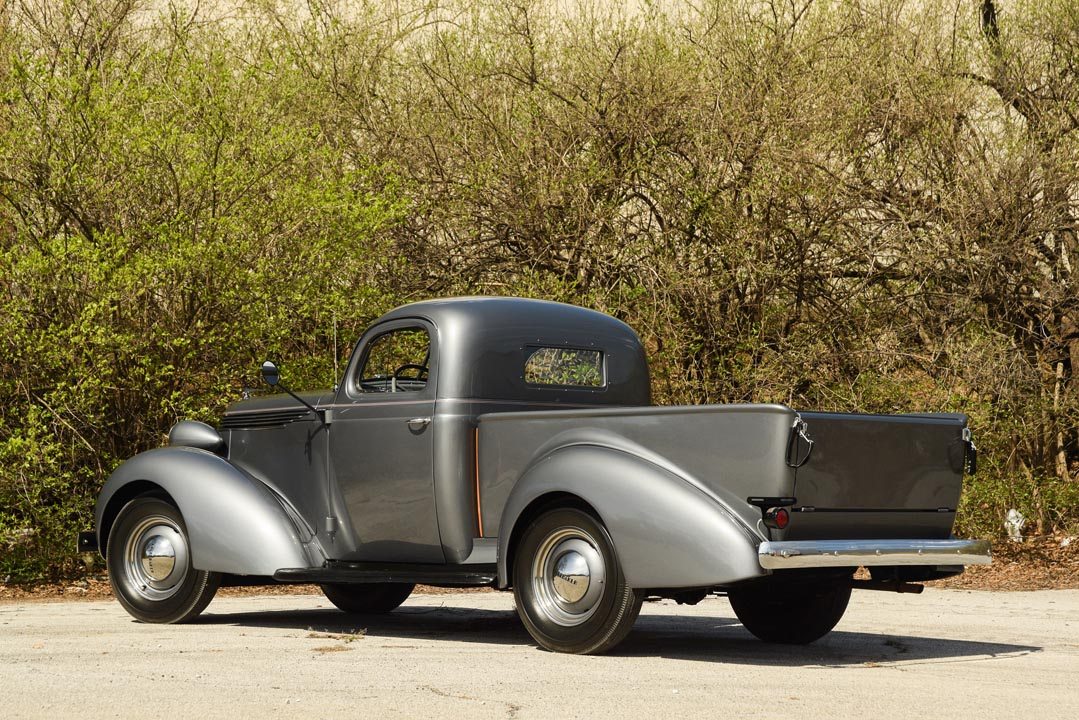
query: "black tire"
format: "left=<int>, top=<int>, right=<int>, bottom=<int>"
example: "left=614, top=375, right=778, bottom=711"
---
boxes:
left=106, top=496, right=220, bottom=623
left=512, top=507, right=643, bottom=655
left=728, top=580, right=851, bottom=644
left=320, top=583, right=415, bottom=614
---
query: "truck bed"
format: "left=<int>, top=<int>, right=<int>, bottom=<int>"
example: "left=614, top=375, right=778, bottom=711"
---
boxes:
left=476, top=404, right=969, bottom=542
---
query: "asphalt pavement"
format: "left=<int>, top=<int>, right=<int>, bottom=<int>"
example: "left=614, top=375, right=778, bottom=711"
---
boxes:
left=1, top=588, right=1076, bottom=719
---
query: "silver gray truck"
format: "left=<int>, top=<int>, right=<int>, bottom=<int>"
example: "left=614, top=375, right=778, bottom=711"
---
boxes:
left=84, top=297, right=990, bottom=654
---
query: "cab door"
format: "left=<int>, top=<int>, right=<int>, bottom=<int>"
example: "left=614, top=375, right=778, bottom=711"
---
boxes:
left=330, top=319, right=444, bottom=563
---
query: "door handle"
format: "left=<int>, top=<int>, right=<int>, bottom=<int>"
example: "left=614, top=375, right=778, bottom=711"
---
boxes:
left=406, top=417, right=431, bottom=432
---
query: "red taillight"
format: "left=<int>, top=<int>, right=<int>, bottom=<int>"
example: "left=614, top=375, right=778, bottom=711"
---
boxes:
left=764, top=507, right=790, bottom=530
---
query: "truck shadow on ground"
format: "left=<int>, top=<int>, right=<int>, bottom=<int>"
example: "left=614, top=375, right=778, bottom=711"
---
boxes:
left=199, top=602, right=1040, bottom=666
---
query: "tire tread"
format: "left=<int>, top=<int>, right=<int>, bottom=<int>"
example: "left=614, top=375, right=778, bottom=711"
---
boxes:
left=728, top=581, right=851, bottom=644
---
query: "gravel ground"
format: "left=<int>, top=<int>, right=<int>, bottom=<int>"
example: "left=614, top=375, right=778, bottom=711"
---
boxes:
left=1, top=588, right=1076, bottom=719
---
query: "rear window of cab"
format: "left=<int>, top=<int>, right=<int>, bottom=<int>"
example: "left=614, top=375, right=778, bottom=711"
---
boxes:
left=524, top=347, right=605, bottom=388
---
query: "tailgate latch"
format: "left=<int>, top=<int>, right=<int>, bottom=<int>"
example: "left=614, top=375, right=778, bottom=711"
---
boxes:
left=962, top=427, right=977, bottom=475
left=786, top=416, right=814, bottom=468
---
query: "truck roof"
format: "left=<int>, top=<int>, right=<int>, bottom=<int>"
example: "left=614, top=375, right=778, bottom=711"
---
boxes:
left=374, top=296, right=650, bottom=405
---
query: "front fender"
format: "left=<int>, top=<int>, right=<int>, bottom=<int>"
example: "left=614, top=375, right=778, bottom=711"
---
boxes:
left=95, top=447, right=320, bottom=576
left=496, top=445, right=767, bottom=589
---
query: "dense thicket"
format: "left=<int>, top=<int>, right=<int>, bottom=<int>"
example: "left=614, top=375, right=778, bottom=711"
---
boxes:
left=1, top=0, right=1077, bottom=581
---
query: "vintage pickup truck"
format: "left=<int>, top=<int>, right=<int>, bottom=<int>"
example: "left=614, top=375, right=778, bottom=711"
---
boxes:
left=85, top=297, right=990, bottom=654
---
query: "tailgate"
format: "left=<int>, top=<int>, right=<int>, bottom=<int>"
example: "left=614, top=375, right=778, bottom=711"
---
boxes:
left=786, top=412, right=970, bottom=540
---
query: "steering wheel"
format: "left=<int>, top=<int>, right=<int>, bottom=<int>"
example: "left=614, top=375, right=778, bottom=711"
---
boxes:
left=392, top=363, right=428, bottom=381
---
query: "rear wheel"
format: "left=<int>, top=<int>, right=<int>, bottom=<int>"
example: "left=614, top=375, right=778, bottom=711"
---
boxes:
left=513, top=507, right=643, bottom=654
left=728, top=580, right=851, bottom=644
left=320, top=583, right=415, bottom=614
left=107, top=496, right=220, bottom=623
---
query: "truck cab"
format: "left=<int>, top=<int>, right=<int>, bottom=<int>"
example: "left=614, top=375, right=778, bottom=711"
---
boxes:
left=219, top=297, right=649, bottom=567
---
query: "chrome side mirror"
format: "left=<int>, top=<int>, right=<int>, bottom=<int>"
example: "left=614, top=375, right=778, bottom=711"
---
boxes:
left=260, top=360, right=280, bottom=387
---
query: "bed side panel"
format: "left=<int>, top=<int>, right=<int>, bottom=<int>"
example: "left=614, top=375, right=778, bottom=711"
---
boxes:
left=478, top=404, right=797, bottom=537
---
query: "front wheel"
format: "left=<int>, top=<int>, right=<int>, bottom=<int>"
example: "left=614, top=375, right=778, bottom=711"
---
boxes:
left=513, top=507, right=643, bottom=654
left=321, top=583, right=415, bottom=614
left=728, top=580, right=851, bottom=644
left=106, top=496, right=220, bottom=623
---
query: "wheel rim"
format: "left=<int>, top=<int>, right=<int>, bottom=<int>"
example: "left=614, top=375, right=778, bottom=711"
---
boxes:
left=530, top=527, right=606, bottom=627
left=123, top=515, right=190, bottom=601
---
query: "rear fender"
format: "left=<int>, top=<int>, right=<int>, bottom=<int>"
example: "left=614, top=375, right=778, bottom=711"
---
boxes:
left=497, top=445, right=766, bottom=589
left=95, top=447, right=320, bottom=575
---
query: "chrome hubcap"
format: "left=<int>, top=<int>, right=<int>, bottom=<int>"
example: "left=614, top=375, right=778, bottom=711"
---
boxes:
left=140, top=535, right=176, bottom=581
left=124, top=516, right=189, bottom=601
left=552, top=551, right=590, bottom=603
left=531, top=528, right=606, bottom=627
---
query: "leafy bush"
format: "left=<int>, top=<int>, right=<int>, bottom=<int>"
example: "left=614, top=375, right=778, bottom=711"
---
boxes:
left=0, top=1, right=407, bottom=580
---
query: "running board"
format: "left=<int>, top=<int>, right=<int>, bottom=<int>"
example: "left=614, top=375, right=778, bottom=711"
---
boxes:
left=273, top=562, right=497, bottom=587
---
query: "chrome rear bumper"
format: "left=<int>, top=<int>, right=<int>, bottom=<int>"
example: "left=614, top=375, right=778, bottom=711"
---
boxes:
left=758, top=538, right=992, bottom=570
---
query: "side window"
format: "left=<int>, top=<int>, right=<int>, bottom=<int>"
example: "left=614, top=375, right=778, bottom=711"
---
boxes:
left=524, top=347, right=605, bottom=388
left=355, top=327, right=430, bottom=393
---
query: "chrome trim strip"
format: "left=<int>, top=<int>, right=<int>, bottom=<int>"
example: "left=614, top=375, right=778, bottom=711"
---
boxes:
left=758, top=539, right=992, bottom=569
